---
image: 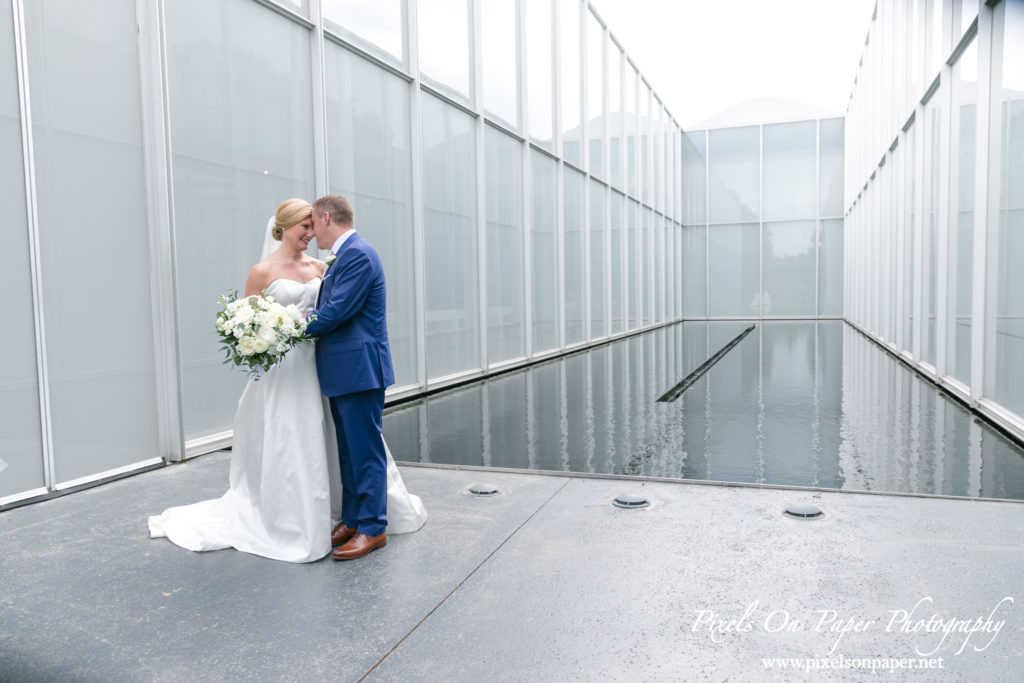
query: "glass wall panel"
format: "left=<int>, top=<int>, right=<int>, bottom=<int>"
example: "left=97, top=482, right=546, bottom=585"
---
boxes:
left=167, top=0, right=314, bottom=440
left=482, top=0, right=518, bottom=127
left=819, top=219, right=844, bottom=315
left=764, top=120, right=816, bottom=220
left=922, top=102, right=941, bottom=365
left=525, top=0, right=553, bottom=148
left=642, top=207, right=653, bottom=324
left=682, top=131, right=706, bottom=225
left=28, top=0, right=158, bottom=481
left=560, top=0, right=581, bottom=165
left=586, top=11, right=604, bottom=176
left=564, top=166, right=585, bottom=343
left=708, top=224, right=759, bottom=316
left=625, top=65, right=637, bottom=196
left=485, top=126, right=524, bottom=363
left=640, top=83, right=650, bottom=204
left=325, top=44, right=416, bottom=387
left=682, top=225, right=707, bottom=317
left=590, top=180, right=606, bottom=337
left=608, top=44, right=622, bottom=188
left=820, top=118, right=844, bottom=216
left=991, top=1, right=1024, bottom=417
left=610, top=191, right=624, bottom=332
left=949, top=39, right=976, bottom=385
left=904, top=122, right=916, bottom=349
left=323, top=0, right=404, bottom=65
left=628, top=198, right=640, bottom=328
left=419, top=0, right=470, bottom=98
left=421, top=93, right=478, bottom=377
left=531, top=150, right=558, bottom=351
left=0, top=0, right=44, bottom=499
left=709, top=125, right=759, bottom=223
left=763, top=220, right=816, bottom=315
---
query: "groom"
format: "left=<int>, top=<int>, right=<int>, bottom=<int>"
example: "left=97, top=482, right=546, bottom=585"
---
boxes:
left=306, top=195, right=394, bottom=561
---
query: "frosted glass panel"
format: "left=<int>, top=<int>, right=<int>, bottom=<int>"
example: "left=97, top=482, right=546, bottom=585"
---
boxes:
left=422, top=94, right=479, bottom=377
left=819, top=118, right=844, bottom=216
left=586, top=12, right=604, bottom=176
left=323, top=0, right=404, bottom=64
left=608, top=45, right=622, bottom=188
left=0, top=0, right=44, bottom=499
left=531, top=150, right=558, bottom=352
left=27, top=0, right=158, bottom=481
left=819, top=219, right=843, bottom=316
left=625, top=66, right=637, bottom=196
left=628, top=199, right=640, bottom=327
left=610, top=191, right=624, bottom=333
left=167, top=0, right=314, bottom=440
left=923, top=103, right=941, bottom=365
left=642, top=207, right=653, bottom=324
left=682, top=131, right=706, bottom=225
left=325, top=45, right=416, bottom=388
left=482, top=0, right=518, bottom=126
left=560, top=0, right=581, bottom=165
left=485, top=127, right=524, bottom=363
left=709, top=126, right=759, bottom=223
left=682, top=226, right=707, bottom=317
left=950, top=40, right=976, bottom=384
left=525, top=0, right=553, bottom=147
left=419, top=0, right=470, bottom=98
left=708, top=224, right=759, bottom=316
left=764, top=121, right=816, bottom=220
left=991, top=1, right=1024, bottom=418
left=763, top=220, right=816, bottom=315
left=590, top=180, right=606, bottom=337
left=565, top=167, right=585, bottom=343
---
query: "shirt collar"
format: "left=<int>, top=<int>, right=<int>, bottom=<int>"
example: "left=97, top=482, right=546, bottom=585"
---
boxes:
left=330, top=229, right=356, bottom=256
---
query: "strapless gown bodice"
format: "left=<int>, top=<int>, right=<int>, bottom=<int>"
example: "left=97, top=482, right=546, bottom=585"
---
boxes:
left=266, top=277, right=320, bottom=314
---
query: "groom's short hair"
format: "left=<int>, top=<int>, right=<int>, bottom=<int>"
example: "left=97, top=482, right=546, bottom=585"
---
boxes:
left=314, top=195, right=353, bottom=227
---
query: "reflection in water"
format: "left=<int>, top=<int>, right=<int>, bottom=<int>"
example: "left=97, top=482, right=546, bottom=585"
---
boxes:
left=385, top=321, right=1024, bottom=500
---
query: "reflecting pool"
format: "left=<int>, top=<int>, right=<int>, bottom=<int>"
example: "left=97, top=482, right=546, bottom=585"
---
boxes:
left=383, top=321, right=1024, bottom=500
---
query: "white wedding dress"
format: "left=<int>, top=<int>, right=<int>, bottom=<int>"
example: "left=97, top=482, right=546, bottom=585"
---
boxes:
left=149, top=277, right=427, bottom=563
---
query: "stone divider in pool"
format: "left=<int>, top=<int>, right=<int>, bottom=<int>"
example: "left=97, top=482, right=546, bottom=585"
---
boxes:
left=656, top=323, right=757, bottom=403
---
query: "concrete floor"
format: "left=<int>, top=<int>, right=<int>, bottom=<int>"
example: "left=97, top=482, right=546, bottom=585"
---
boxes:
left=2, top=451, right=1023, bottom=681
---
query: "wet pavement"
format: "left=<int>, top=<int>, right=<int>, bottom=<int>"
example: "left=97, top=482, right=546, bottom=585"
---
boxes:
left=2, top=451, right=1023, bottom=681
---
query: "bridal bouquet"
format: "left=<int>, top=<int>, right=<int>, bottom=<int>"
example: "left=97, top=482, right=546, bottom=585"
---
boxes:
left=215, top=291, right=314, bottom=379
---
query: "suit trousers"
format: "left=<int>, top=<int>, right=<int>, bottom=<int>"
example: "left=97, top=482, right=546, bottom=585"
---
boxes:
left=328, top=388, right=387, bottom=537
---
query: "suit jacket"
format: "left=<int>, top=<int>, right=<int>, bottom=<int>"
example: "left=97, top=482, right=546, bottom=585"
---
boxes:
left=305, top=232, right=395, bottom=397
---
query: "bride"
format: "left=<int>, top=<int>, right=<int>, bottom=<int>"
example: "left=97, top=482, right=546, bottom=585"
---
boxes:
left=149, top=199, right=426, bottom=562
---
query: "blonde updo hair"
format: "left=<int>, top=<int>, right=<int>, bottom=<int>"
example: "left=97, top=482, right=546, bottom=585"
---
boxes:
left=272, top=198, right=313, bottom=240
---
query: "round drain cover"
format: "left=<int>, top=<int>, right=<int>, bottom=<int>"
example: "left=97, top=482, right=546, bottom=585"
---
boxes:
left=613, top=493, right=650, bottom=509
left=468, top=483, right=501, bottom=497
left=783, top=503, right=824, bottom=519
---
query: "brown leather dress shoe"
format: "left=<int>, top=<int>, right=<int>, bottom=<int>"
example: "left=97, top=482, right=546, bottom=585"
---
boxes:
left=331, top=523, right=357, bottom=548
left=331, top=532, right=387, bottom=561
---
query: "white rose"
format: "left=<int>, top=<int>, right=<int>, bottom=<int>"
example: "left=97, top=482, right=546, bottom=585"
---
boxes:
left=237, top=336, right=257, bottom=356
left=285, top=305, right=302, bottom=322
left=257, top=326, right=278, bottom=344
left=252, top=338, right=270, bottom=353
left=234, top=304, right=254, bottom=324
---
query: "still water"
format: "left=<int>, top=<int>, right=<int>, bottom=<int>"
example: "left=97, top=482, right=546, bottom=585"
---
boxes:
left=383, top=321, right=1024, bottom=500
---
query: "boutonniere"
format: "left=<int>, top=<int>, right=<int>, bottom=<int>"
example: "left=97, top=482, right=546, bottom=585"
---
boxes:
left=326, top=255, right=336, bottom=267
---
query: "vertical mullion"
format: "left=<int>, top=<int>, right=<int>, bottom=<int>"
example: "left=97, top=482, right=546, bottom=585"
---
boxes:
left=12, top=0, right=55, bottom=492
left=472, top=0, right=487, bottom=370
left=137, top=0, right=184, bottom=463
left=972, top=0, right=1001, bottom=405
left=407, top=0, right=428, bottom=390
left=519, top=0, right=532, bottom=359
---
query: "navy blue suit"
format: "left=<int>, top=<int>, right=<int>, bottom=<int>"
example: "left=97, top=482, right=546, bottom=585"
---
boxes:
left=306, top=232, right=394, bottom=536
